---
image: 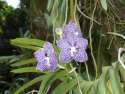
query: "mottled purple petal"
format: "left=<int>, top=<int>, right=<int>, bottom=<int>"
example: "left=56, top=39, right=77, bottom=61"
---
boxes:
left=63, top=21, right=81, bottom=33
left=63, top=21, right=82, bottom=38
left=76, top=38, right=88, bottom=49
left=67, top=36, right=76, bottom=46
left=36, top=62, right=50, bottom=71
left=60, top=49, right=72, bottom=63
left=43, top=42, right=54, bottom=54
left=57, top=38, right=70, bottom=49
left=36, top=55, right=57, bottom=72
left=34, top=48, right=45, bottom=63
left=73, top=49, right=88, bottom=62
left=49, top=55, right=58, bottom=71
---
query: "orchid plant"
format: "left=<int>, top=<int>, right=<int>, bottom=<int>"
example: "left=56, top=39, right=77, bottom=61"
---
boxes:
left=10, top=0, right=125, bottom=94
left=34, top=21, right=88, bottom=72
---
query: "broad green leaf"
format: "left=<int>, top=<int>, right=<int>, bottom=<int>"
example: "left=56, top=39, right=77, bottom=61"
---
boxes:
left=109, top=67, right=124, bottom=94
left=119, top=64, right=125, bottom=85
left=98, top=67, right=110, bottom=94
left=91, top=80, right=99, bottom=94
left=72, top=80, right=93, bottom=94
left=11, top=67, right=40, bottom=73
left=80, top=80, right=94, bottom=94
left=52, top=79, right=77, bottom=94
left=11, top=58, right=36, bottom=67
left=100, top=0, right=107, bottom=11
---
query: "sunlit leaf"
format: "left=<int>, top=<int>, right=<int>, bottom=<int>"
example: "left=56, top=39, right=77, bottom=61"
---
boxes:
left=100, top=0, right=107, bottom=11
left=109, top=67, right=124, bottom=94
left=11, top=67, right=40, bottom=73
left=11, top=38, right=44, bottom=50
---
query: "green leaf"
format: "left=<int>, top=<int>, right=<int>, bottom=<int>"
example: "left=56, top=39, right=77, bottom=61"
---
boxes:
left=38, top=73, right=54, bottom=94
left=12, top=44, right=40, bottom=50
left=14, top=76, right=44, bottom=94
left=11, top=38, right=44, bottom=50
left=11, top=58, right=36, bottom=67
left=11, top=67, right=40, bottom=73
left=100, top=0, right=107, bottom=11
left=80, top=80, right=93, bottom=94
left=47, top=0, right=54, bottom=12
left=0, top=55, right=18, bottom=63
left=52, top=79, right=77, bottom=94
left=109, top=67, right=124, bottom=94
left=38, top=70, right=67, bottom=94
left=98, top=67, right=110, bottom=94
left=119, top=64, right=125, bottom=85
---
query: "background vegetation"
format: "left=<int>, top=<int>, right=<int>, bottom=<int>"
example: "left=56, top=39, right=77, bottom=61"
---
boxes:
left=0, top=0, right=125, bottom=94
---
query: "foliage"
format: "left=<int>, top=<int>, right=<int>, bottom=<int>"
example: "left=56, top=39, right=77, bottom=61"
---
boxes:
left=10, top=37, right=125, bottom=94
left=0, top=1, right=29, bottom=93
left=1, top=0, right=125, bottom=94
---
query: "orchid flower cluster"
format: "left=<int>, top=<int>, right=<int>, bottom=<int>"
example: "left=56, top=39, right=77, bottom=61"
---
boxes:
left=34, top=21, right=88, bottom=72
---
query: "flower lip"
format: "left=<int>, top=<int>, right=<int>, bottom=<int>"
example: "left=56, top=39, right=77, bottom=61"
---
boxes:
left=44, top=57, right=50, bottom=66
left=70, top=46, right=77, bottom=57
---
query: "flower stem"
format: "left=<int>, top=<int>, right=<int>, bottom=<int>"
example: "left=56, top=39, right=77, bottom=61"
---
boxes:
left=84, top=62, right=91, bottom=81
left=70, top=63, right=83, bottom=94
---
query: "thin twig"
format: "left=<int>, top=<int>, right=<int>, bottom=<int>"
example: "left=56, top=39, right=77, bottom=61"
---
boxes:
left=88, top=0, right=98, bottom=79
left=107, top=32, right=125, bottom=40
left=77, top=4, right=102, bottom=25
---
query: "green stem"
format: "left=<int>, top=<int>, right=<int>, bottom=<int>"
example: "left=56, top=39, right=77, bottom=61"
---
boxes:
left=70, top=64, right=83, bottom=94
left=63, top=0, right=68, bottom=26
left=69, top=0, right=74, bottom=20
left=84, top=62, right=91, bottom=81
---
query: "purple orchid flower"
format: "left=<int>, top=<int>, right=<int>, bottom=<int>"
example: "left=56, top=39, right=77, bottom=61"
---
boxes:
left=34, top=42, right=57, bottom=72
left=57, top=36, right=88, bottom=63
left=62, top=21, right=82, bottom=38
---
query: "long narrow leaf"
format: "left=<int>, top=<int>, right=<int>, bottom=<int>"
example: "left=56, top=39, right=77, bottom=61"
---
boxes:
left=11, top=67, right=40, bottom=73
left=98, top=67, right=110, bottom=94
left=109, top=67, right=124, bottom=94
left=52, top=79, right=77, bottom=94
left=14, top=76, right=44, bottom=94
left=11, top=58, right=36, bottom=67
left=38, top=70, right=67, bottom=94
left=11, top=38, right=44, bottom=50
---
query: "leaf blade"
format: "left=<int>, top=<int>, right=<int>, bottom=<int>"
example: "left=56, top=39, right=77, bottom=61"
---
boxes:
left=100, top=0, right=107, bottom=11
